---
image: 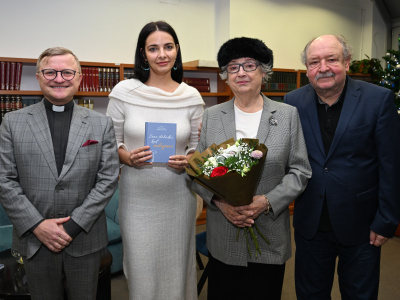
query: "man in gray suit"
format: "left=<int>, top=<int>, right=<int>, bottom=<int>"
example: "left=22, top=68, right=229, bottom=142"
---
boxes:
left=0, top=47, right=119, bottom=300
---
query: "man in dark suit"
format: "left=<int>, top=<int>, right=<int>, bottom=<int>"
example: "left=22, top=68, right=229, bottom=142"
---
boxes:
left=0, top=47, right=119, bottom=300
left=284, top=35, right=400, bottom=300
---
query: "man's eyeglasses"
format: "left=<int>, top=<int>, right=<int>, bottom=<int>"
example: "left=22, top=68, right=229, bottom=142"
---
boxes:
left=40, top=69, right=78, bottom=81
left=225, top=62, right=260, bottom=74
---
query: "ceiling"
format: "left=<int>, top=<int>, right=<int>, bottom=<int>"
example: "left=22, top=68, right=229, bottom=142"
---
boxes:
left=375, top=0, right=400, bottom=24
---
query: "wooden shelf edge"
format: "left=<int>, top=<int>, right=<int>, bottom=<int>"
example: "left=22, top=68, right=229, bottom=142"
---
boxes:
left=0, top=91, right=110, bottom=97
left=80, top=61, right=121, bottom=68
left=0, top=57, right=125, bottom=68
left=200, top=92, right=230, bottom=97
left=0, top=57, right=37, bottom=64
left=75, top=91, right=110, bottom=97
left=0, top=90, right=42, bottom=95
left=262, top=92, right=290, bottom=97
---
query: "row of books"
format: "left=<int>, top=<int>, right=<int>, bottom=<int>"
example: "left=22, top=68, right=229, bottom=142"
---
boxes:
left=0, top=96, right=98, bottom=124
left=77, top=98, right=94, bottom=110
left=79, top=67, right=120, bottom=92
left=262, top=72, right=298, bottom=92
left=0, top=61, right=23, bottom=91
left=124, top=69, right=134, bottom=80
left=262, top=82, right=297, bottom=93
left=0, top=95, right=24, bottom=123
left=183, top=77, right=210, bottom=93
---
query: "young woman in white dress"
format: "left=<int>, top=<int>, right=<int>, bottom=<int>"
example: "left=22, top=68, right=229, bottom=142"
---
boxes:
left=107, top=21, right=204, bottom=300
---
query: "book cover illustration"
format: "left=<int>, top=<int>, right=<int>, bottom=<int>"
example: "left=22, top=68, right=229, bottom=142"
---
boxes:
left=145, top=122, right=177, bottom=163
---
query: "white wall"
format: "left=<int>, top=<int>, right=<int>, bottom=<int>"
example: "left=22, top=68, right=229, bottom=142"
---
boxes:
left=0, top=0, right=218, bottom=63
left=0, top=0, right=389, bottom=68
left=229, top=0, right=379, bottom=69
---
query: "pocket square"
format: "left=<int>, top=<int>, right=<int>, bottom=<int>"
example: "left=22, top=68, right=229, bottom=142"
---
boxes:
left=82, top=139, right=98, bottom=147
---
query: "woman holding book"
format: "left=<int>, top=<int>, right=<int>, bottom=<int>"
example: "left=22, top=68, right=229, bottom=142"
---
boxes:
left=193, top=37, right=312, bottom=300
left=106, top=21, right=204, bottom=300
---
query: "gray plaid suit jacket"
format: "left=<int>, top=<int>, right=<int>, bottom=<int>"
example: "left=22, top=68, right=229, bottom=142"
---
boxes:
left=0, top=100, right=119, bottom=258
left=193, top=95, right=311, bottom=266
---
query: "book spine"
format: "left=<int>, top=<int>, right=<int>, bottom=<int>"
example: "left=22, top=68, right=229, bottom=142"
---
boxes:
left=109, top=68, right=115, bottom=91
left=106, top=68, right=110, bottom=92
left=98, top=68, right=103, bottom=92
left=192, top=85, right=210, bottom=92
left=10, top=96, right=17, bottom=111
left=16, top=96, right=22, bottom=110
left=89, top=67, right=94, bottom=92
left=4, top=95, right=11, bottom=113
left=84, top=67, right=89, bottom=92
left=9, top=62, right=16, bottom=90
left=95, top=68, right=99, bottom=92
left=15, top=63, right=22, bottom=90
left=0, top=62, right=4, bottom=90
left=183, top=77, right=210, bottom=86
left=80, top=67, right=86, bottom=91
left=102, top=68, right=107, bottom=92
left=5, top=62, right=10, bottom=90
left=115, top=68, right=120, bottom=86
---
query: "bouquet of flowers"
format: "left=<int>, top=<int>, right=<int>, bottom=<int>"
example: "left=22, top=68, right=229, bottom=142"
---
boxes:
left=186, top=138, right=269, bottom=257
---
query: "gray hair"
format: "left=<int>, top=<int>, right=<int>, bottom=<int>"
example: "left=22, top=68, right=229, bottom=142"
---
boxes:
left=300, top=34, right=352, bottom=66
left=219, top=61, right=273, bottom=84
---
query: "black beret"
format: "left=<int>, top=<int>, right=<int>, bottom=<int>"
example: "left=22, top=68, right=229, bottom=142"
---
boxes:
left=217, top=37, right=273, bottom=69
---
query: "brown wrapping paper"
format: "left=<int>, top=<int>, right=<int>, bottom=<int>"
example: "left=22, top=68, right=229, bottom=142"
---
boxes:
left=186, top=138, right=268, bottom=207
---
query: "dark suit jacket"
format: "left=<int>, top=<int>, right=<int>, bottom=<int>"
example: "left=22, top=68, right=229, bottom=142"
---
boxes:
left=284, top=76, right=400, bottom=246
left=0, top=101, right=120, bottom=258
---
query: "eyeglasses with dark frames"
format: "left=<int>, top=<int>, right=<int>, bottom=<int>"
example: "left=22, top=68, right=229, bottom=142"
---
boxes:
left=225, top=61, right=260, bottom=74
left=40, top=69, right=78, bottom=81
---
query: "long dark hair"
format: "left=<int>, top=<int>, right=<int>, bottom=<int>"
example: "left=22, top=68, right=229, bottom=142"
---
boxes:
left=133, top=21, right=183, bottom=83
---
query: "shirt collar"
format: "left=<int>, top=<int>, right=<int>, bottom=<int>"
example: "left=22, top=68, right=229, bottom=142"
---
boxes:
left=44, top=98, right=74, bottom=112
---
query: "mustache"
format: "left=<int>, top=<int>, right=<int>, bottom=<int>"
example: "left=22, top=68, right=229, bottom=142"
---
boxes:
left=315, top=72, right=335, bottom=80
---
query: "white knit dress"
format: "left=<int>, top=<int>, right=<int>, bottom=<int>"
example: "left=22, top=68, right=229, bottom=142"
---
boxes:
left=107, top=79, right=204, bottom=300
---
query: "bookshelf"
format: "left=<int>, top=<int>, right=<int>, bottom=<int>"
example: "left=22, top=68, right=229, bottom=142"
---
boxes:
left=0, top=57, right=122, bottom=97
left=182, top=60, right=233, bottom=103
left=0, top=56, right=373, bottom=102
left=0, top=57, right=233, bottom=104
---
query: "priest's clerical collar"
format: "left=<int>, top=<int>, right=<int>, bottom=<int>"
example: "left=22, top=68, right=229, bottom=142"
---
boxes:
left=43, top=98, right=74, bottom=112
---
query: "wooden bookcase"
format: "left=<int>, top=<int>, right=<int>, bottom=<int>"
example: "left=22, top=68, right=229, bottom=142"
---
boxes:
left=0, top=57, right=233, bottom=104
left=0, top=56, right=372, bottom=100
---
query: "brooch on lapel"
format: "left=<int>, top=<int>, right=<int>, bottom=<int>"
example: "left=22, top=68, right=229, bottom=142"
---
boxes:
left=269, top=116, right=278, bottom=126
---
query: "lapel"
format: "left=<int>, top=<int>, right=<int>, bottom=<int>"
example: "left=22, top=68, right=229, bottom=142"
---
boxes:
left=256, top=94, right=274, bottom=145
left=28, top=101, right=59, bottom=179
left=220, top=99, right=237, bottom=140
left=304, top=86, right=326, bottom=157
left=326, top=78, right=360, bottom=160
left=58, top=104, right=90, bottom=180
